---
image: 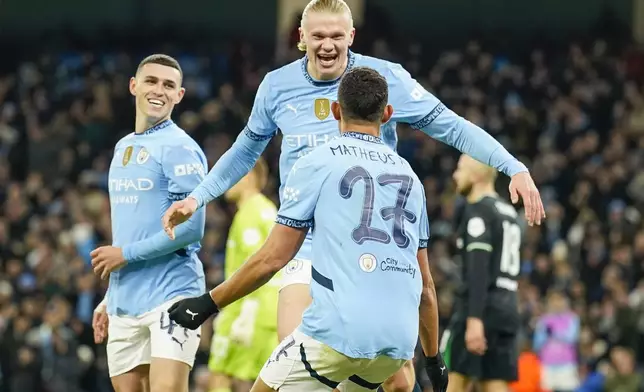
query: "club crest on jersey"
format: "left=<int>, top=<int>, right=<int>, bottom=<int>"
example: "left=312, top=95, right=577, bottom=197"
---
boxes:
left=122, top=146, right=133, bottom=166
left=136, top=147, right=150, bottom=164
left=314, top=98, right=330, bottom=120
left=359, top=253, right=377, bottom=273
left=285, top=259, right=303, bottom=274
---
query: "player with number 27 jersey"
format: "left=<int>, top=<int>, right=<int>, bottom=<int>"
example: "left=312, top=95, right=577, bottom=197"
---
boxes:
left=278, top=131, right=429, bottom=360
left=165, top=66, right=447, bottom=391
left=188, top=51, right=528, bottom=283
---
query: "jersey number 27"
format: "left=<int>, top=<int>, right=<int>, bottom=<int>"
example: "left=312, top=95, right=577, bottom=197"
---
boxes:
left=339, top=165, right=416, bottom=249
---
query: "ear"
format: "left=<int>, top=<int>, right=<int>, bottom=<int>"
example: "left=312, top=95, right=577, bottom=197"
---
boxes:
left=332, top=101, right=342, bottom=121
left=299, top=26, right=305, bottom=44
left=381, top=104, right=393, bottom=124
left=129, top=77, right=137, bottom=97
left=348, top=27, right=355, bottom=47
left=174, top=87, right=186, bottom=104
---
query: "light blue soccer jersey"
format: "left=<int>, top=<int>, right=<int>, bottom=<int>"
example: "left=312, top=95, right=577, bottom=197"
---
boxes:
left=108, top=120, right=207, bottom=316
left=277, top=132, right=430, bottom=360
left=190, top=52, right=527, bottom=262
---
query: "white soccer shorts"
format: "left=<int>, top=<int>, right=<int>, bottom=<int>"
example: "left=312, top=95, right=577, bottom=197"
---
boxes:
left=280, top=258, right=312, bottom=290
left=259, top=329, right=406, bottom=391
left=106, top=297, right=202, bottom=377
left=542, top=364, right=580, bottom=390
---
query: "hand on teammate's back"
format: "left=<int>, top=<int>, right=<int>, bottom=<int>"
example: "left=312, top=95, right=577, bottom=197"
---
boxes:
left=508, top=172, right=545, bottom=226
left=167, top=293, right=220, bottom=330
left=162, top=197, right=199, bottom=240
left=424, top=352, right=449, bottom=392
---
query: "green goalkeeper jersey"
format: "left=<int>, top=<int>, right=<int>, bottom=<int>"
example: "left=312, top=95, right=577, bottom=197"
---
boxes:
left=222, top=193, right=279, bottom=331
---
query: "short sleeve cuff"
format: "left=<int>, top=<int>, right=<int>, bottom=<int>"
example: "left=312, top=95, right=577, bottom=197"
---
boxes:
left=244, top=126, right=275, bottom=142
left=419, top=239, right=429, bottom=249
left=409, top=103, right=446, bottom=130
left=276, top=215, right=313, bottom=229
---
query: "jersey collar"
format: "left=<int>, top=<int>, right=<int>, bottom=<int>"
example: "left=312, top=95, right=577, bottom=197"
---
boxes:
left=137, top=119, right=173, bottom=136
left=342, top=131, right=384, bottom=144
left=301, top=51, right=356, bottom=87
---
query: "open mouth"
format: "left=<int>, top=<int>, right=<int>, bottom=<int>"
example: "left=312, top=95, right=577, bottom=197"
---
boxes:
left=317, top=53, right=338, bottom=68
left=147, top=98, right=165, bottom=108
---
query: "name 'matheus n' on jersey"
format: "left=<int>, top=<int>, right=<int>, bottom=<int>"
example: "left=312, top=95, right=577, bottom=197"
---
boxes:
left=189, top=51, right=528, bottom=263
left=242, top=52, right=443, bottom=261
left=276, top=132, right=430, bottom=361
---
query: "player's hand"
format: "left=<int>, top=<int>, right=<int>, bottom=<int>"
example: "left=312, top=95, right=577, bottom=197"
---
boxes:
left=424, top=352, right=448, bottom=392
left=91, top=246, right=127, bottom=280
left=92, top=299, right=109, bottom=344
left=167, top=293, right=220, bottom=330
left=163, top=197, right=198, bottom=240
left=509, top=171, right=545, bottom=226
left=465, top=318, right=487, bottom=356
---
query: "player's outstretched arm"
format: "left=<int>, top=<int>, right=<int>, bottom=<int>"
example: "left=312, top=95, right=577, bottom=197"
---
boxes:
left=210, top=224, right=306, bottom=308
left=417, top=247, right=449, bottom=392
left=417, top=189, right=438, bottom=357
left=186, top=76, right=278, bottom=210
left=163, top=76, right=278, bottom=236
left=388, top=63, right=527, bottom=177
left=124, top=209, right=206, bottom=262
left=417, top=247, right=439, bottom=358
left=92, top=212, right=205, bottom=278
left=168, top=151, right=323, bottom=330
left=388, top=63, right=545, bottom=225
left=187, top=128, right=273, bottom=209
left=415, top=104, right=545, bottom=225
left=167, top=224, right=307, bottom=330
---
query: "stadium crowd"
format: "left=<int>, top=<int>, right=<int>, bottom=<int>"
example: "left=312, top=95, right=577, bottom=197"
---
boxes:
left=1, top=18, right=644, bottom=392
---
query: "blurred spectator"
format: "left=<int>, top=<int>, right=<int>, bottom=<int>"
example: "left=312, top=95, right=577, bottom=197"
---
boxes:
left=603, top=346, right=642, bottom=392
left=533, top=290, right=580, bottom=391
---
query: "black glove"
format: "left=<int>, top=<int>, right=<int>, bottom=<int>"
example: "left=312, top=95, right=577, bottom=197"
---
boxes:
left=168, top=293, right=219, bottom=330
left=424, top=352, right=449, bottom=392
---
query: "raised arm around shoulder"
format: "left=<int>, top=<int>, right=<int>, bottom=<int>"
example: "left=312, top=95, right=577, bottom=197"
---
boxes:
left=417, top=247, right=439, bottom=357
left=386, top=62, right=527, bottom=177
left=210, top=224, right=307, bottom=309
left=189, top=75, right=278, bottom=208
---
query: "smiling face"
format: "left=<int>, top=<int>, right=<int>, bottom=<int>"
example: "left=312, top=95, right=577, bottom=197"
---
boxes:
left=129, top=63, right=185, bottom=123
left=300, top=10, right=354, bottom=80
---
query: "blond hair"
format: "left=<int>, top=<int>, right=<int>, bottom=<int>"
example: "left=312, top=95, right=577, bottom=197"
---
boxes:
left=298, top=0, right=353, bottom=51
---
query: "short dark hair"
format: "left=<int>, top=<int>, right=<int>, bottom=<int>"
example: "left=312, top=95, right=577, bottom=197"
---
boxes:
left=338, top=67, right=388, bottom=123
left=136, top=54, right=183, bottom=80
